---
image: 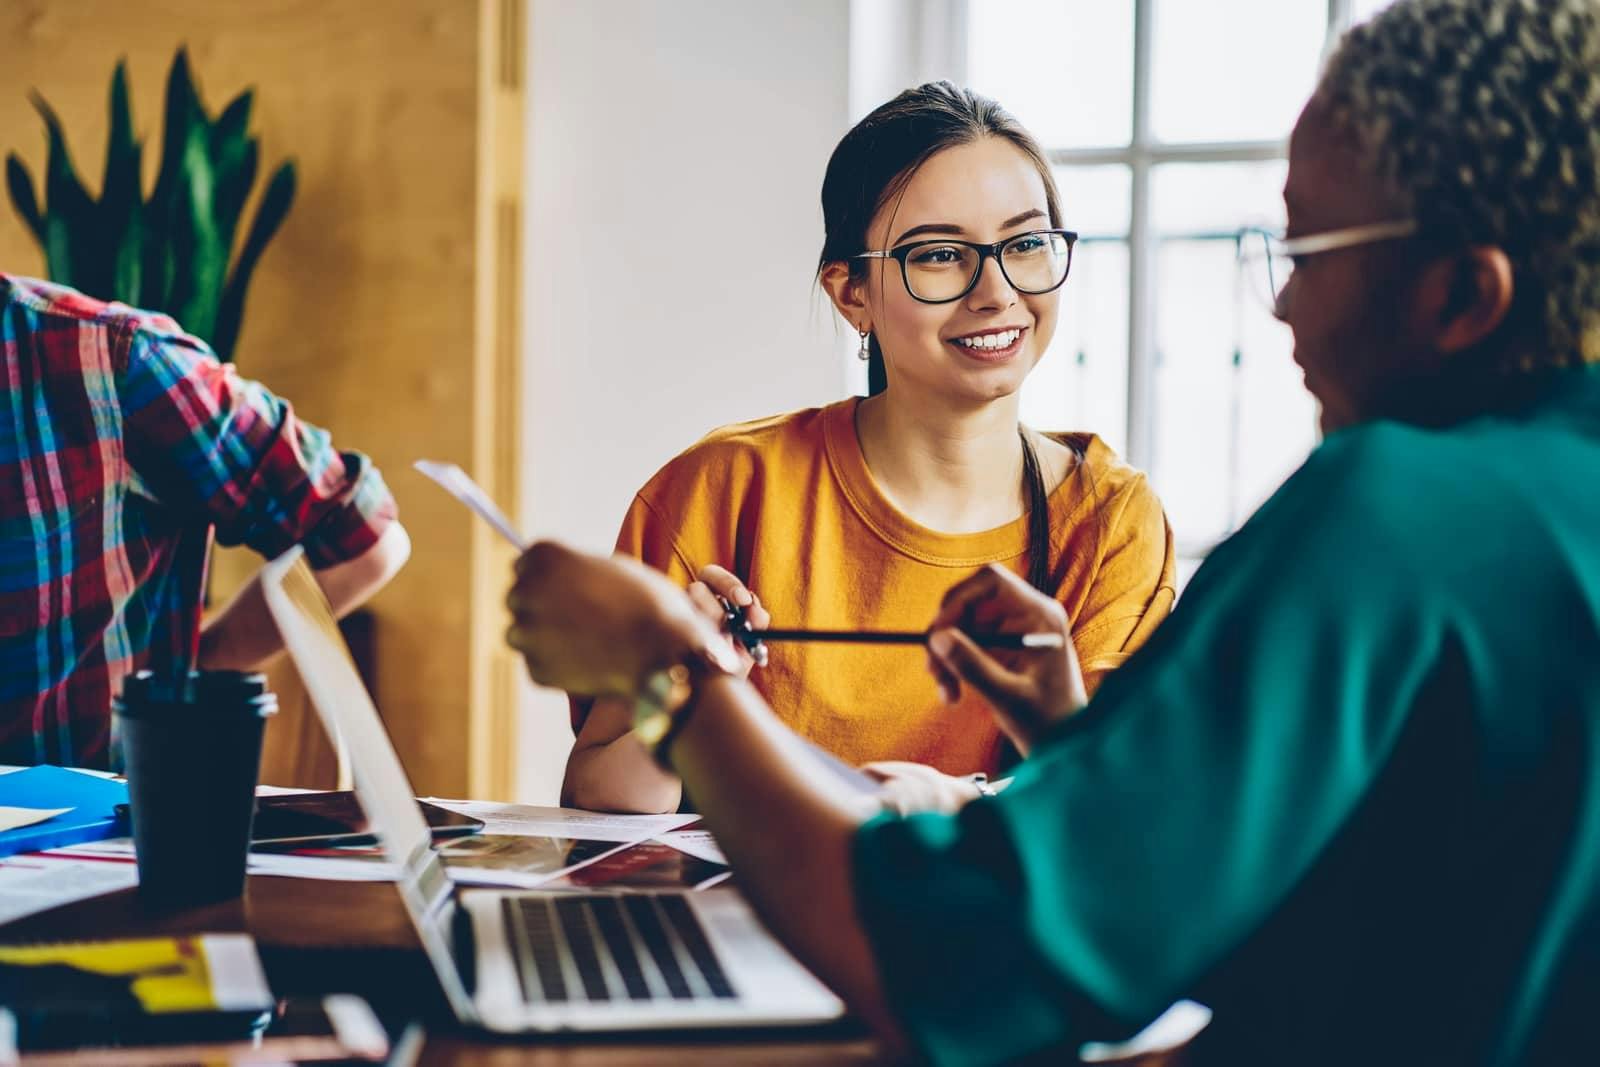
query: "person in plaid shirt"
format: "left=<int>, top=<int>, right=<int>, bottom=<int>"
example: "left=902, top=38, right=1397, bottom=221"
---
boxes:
left=0, top=275, right=409, bottom=768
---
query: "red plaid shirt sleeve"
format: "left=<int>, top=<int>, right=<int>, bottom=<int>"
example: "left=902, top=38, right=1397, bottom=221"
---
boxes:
left=119, top=319, right=396, bottom=567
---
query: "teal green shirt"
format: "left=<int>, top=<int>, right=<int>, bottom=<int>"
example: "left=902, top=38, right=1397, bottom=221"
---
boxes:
left=853, top=367, right=1600, bottom=1066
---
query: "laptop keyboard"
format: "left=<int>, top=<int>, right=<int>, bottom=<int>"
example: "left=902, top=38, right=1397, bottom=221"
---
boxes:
left=503, top=894, right=737, bottom=1004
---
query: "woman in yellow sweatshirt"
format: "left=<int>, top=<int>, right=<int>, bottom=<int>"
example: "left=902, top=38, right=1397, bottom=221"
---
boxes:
left=564, top=82, right=1175, bottom=813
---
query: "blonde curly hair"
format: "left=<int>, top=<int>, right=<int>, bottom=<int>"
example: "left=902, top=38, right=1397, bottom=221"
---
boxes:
left=1318, top=0, right=1600, bottom=368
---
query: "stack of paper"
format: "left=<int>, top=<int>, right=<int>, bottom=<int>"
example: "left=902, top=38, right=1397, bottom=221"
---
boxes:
left=0, top=853, right=141, bottom=926
left=239, top=802, right=702, bottom=888
left=25, top=800, right=727, bottom=903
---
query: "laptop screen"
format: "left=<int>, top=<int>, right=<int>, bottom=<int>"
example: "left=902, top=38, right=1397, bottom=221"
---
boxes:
left=258, top=548, right=476, bottom=1020
left=258, top=549, right=433, bottom=863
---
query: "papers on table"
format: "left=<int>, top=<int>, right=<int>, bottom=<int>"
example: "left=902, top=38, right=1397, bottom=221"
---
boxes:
left=3, top=794, right=719, bottom=913
left=255, top=784, right=318, bottom=797
left=416, top=801, right=705, bottom=889
left=437, top=835, right=633, bottom=889
left=651, top=829, right=727, bottom=867
left=421, top=799, right=698, bottom=842
left=47, top=837, right=403, bottom=884
left=248, top=849, right=400, bottom=883
left=241, top=834, right=642, bottom=889
left=180, top=803, right=700, bottom=889
left=0, top=852, right=140, bottom=925
left=539, top=838, right=730, bottom=892
left=0, top=766, right=134, bottom=924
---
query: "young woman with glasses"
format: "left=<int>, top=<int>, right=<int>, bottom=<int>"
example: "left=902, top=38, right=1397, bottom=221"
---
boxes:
left=561, top=82, right=1176, bottom=814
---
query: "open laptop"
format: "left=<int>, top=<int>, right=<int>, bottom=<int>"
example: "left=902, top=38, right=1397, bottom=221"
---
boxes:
left=258, top=546, right=844, bottom=1034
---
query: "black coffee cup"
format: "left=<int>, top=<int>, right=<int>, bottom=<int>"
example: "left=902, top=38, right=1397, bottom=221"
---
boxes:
left=114, top=670, right=277, bottom=910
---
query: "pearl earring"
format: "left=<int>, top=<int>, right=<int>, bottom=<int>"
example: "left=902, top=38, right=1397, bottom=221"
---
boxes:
left=858, top=329, right=871, bottom=361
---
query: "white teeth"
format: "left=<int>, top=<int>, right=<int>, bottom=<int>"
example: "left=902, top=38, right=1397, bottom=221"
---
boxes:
left=954, top=329, right=1020, bottom=350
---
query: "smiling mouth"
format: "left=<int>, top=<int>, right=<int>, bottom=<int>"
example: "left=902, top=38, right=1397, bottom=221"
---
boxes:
left=947, top=327, right=1026, bottom=360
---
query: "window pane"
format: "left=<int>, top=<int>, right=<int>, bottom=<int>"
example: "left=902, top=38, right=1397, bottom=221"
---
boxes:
left=1027, top=167, right=1131, bottom=451
left=1054, top=164, right=1132, bottom=238
left=1151, top=0, right=1324, bottom=144
left=1149, top=161, right=1315, bottom=557
left=1021, top=240, right=1129, bottom=455
left=1153, top=160, right=1286, bottom=234
left=968, top=0, right=1133, bottom=149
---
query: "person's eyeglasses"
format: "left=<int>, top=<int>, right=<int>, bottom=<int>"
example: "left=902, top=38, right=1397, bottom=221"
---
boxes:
left=1238, top=219, right=1418, bottom=319
left=854, top=228, right=1078, bottom=304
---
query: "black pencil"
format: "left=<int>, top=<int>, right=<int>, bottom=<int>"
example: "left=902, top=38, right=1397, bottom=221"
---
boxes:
left=752, top=628, right=1064, bottom=650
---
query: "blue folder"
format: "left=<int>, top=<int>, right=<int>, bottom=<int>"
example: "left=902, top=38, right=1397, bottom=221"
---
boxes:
left=0, top=765, right=128, bottom=858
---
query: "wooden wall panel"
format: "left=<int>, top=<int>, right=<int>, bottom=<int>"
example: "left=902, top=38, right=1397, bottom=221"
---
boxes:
left=0, top=0, right=522, bottom=797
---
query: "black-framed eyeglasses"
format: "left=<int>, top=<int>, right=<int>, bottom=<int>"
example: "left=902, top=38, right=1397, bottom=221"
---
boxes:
left=854, top=228, right=1078, bottom=304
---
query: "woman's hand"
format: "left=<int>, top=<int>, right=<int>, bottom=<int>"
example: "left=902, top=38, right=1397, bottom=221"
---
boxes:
left=863, top=761, right=982, bottom=816
left=506, top=542, right=739, bottom=698
left=925, top=563, right=1088, bottom=757
left=685, top=564, right=771, bottom=678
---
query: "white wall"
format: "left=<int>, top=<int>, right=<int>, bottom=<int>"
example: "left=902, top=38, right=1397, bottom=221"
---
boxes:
left=518, top=0, right=854, bottom=800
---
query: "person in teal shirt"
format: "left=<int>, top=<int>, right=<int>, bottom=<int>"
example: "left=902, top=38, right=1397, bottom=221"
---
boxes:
left=504, top=0, right=1600, bottom=1062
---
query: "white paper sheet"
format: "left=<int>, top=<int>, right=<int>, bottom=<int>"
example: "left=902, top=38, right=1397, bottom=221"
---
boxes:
left=413, top=460, right=526, bottom=549
left=651, top=829, right=728, bottom=866
left=246, top=852, right=400, bottom=882
left=50, top=838, right=402, bottom=884
left=0, top=854, right=140, bottom=925
left=46, top=802, right=701, bottom=889
left=241, top=834, right=649, bottom=890
left=42, top=838, right=134, bottom=859
left=421, top=799, right=698, bottom=842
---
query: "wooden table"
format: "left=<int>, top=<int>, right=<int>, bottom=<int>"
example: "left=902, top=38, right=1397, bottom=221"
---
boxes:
left=0, top=874, right=886, bottom=1065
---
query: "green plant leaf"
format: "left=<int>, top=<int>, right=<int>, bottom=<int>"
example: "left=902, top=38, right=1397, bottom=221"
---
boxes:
left=145, top=47, right=204, bottom=311
left=30, top=90, right=100, bottom=292
left=29, top=92, right=92, bottom=213
left=209, top=90, right=255, bottom=234
left=152, top=243, right=179, bottom=315
left=99, top=59, right=145, bottom=305
left=112, top=200, right=144, bottom=306
left=100, top=60, right=140, bottom=212
left=212, top=140, right=257, bottom=247
left=17, top=48, right=292, bottom=364
left=213, top=89, right=253, bottom=148
left=5, top=154, right=44, bottom=243
left=167, top=120, right=226, bottom=342
left=215, top=159, right=294, bottom=361
left=43, top=215, right=73, bottom=283
left=209, top=101, right=258, bottom=252
left=152, top=47, right=202, bottom=202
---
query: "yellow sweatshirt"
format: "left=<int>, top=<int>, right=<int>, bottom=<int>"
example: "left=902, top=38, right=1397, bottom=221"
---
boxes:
left=583, top=398, right=1176, bottom=775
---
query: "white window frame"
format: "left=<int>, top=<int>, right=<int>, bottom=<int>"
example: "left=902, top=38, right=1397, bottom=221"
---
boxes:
left=1097, top=0, right=1358, bottom=468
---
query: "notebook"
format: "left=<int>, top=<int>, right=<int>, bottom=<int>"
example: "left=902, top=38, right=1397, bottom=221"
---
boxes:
left=0, top=767, right=127, bottom=858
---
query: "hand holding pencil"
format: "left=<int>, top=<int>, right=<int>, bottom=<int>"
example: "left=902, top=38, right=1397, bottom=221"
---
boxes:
left=719, top=600, right=1067, bottom=653
left=922, top=564, right=1088, bottom=757
left=712, top=563, right=1083, bottom=757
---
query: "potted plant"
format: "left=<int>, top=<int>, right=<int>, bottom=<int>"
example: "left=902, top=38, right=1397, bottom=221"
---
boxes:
left=5, top=47, right=295, bottom=362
